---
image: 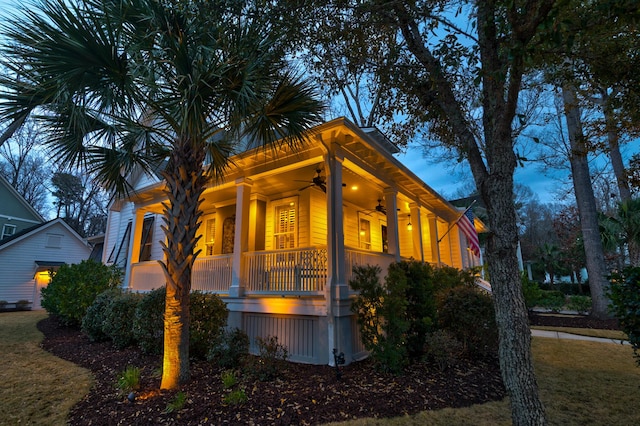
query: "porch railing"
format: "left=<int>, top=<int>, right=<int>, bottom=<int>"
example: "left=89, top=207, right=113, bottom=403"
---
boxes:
left=192, top=254, right=233, bottom=292
left=130, top=261, right=165, bottom=291
left=243, top=247, right=328, bottom=293
left=345, top=247, right=396, bottom=288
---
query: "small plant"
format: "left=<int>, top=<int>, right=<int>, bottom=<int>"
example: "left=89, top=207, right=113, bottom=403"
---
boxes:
left=207, top=328, right=249, bottom=368
left=116, top=366, right=141, bottom=394
left=221, top=370, right=237, bottom=389
left=223, top=388, right=247, bottom=405
left=567, top=295, right=592, bottom=314
left=164, top=391, right=187, bottom=414
left=244, top=335, right=289, bottom=381
left=423, top=330, right=463, bottom=371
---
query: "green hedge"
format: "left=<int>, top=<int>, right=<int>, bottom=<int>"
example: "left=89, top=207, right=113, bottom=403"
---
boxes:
left=41, top=260, right=122, bottom=326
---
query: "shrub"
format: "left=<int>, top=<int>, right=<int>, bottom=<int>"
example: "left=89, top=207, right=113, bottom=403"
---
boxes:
left=40, top=260, right=122, bottom=326
left=103, top=292, right=142, bottom=349
left=437, top=286, right=497, bottom=359
left=189, top=291, right=229, bottom=359
left=207, top=328, right=250, bottom=369
left=538, top=290, right=566, bottom=312
left=244, top=335, right=289, bottom=381
left=395, top=260, right=438, bottom=359
left=423, top=330, right=463, bottom=371
left=609, top=268, right=640, bottom=365
left=82, top=289, right=123, bottom=342
left=0, top=300, right=7, bottom=310
left=133, top=287, right=166, bottom=355
left=521, top=276, right=542, bottom=309
left=350, top=264, right=408, bottom=374
left=133, top=287, right=228, bottom=358
left=567, top=295, right=592, bottom=314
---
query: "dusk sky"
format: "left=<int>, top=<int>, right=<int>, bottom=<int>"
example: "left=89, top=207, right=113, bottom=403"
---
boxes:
left=0, top=1, right=637, bottom=207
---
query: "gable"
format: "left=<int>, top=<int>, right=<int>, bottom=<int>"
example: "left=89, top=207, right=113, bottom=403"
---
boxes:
left=0, top=176, right=44, bottom=240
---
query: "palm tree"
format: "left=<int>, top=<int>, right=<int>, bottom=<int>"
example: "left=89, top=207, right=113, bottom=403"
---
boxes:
left=0, top=0, right=324, bottom=389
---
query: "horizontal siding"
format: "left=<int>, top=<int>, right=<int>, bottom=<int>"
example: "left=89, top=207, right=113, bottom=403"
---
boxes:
left=0, top=222, right=90, bottom=303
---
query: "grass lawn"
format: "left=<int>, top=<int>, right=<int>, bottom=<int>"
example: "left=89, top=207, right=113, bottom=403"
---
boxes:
left=2, top=312, right=639, bottom=425
left=0, top=311, right=92, bottom=426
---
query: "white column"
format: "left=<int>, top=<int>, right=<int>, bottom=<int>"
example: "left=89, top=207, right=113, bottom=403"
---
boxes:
left=427, top=214, right=441, bottom=265
left=410, top=203, right=424, bottom=261
left=123, top=208, right=144, bottom=290
left=229, top=177, right=252, bottom=297
left=326, top=152, right=346, bottom=296
left=383, top=188, right=400, bottom=262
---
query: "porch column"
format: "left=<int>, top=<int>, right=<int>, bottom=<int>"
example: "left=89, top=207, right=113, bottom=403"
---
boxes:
left=427, top=214, right=441, bottom=265
left=325, top=149, right=350, bottom=366
left=229, top=177, right=252, bottom=297
left=409, top=203, right=424, bottom=261
left=123, top=208, right=144, bottom=290
left=383, top=188, right=400, bottom=262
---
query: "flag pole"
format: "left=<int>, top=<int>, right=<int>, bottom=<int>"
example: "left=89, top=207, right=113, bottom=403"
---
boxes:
left=437, top=200, right=477, bottom=244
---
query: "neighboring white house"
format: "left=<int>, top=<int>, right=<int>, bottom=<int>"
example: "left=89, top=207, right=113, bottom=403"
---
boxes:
left=0, top=218, right=92, bottom=309
left=0, top=175, right=92, bottom=309
left=103, top=117, right=486, bottom=365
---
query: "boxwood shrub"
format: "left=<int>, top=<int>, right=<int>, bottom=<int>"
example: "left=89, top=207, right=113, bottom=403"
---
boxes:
left=41, top=260, right=122, bottom=326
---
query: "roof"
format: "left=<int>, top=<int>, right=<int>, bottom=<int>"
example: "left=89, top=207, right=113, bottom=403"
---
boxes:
left=0, top=174, right=45, bottom=222
left=0, top=218, right=89, bottom=251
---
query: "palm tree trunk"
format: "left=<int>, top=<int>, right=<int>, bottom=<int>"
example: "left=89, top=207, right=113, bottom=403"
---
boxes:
left=159, top=139, right=206, bottom=390
left=562, top=83, right=610, bottom=318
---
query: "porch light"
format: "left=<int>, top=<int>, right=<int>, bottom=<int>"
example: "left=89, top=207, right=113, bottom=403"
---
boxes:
left=351, top=185, right=358, bottom=190
left=407, top=214, right=412, bottom=231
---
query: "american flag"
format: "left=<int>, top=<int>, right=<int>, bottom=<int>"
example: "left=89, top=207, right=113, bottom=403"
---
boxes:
left=458, top=209, right=480, bottom=257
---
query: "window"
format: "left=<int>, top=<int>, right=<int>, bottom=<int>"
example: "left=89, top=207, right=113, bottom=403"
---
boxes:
left=139, top=216, right=155, bottom=261
left=274, top=202, right=296, bottom=249
left=205, top=218, right=216, bottom=256
left=1, top=224, right=16, bottom=240
left=359, top=218, right=371, bottom=250
left=45, top=233, right=63, bottom=248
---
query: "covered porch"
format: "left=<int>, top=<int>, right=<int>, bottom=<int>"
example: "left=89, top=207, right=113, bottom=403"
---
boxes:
left=108, top=118, right=481, bottom=364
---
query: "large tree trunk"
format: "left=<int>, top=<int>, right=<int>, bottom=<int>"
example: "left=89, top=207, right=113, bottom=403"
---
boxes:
left=601, top=90, right=632, bottom=202
left=562, top=83, right=610, bottom=318
left=482, top=174, right=546, bottom=426
left=160, top=139, right=206, bottom=390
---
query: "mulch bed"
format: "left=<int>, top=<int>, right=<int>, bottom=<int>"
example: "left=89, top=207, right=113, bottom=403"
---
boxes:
left=38, top=317, right=506, bottom=425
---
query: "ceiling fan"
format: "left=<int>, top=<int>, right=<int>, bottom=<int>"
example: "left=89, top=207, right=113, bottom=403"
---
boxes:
left=296, top=167, right=347, bottom=193
left=297, top=168, right=327, bottom=193
left=360, top=199, right=387, bottom=215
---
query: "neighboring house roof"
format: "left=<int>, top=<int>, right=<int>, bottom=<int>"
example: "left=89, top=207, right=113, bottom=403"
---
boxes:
left=0, top=218, right=89, bottom=251
left=0, top=174, right=45, bottom=223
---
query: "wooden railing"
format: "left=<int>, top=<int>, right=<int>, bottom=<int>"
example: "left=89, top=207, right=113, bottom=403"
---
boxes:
left=243, top=247, right=328, bottom=293
left=130, top=261, right=165, bottom=291
left=345, top=247, right=396, bottom=288
left=129, top=255, right=232, bottom=293
left=192, top=254, right=232, bottom=292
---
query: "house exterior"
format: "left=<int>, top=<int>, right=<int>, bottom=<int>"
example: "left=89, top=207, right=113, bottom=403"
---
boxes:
left=103, top=118, right=485, bottom=365
left=0, top=174, right=44, bottom=240
left=0, top=218, right=92, bottom=309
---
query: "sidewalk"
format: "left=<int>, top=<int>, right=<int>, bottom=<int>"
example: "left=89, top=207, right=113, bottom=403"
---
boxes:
left=531, top=328, right=629, bottom=345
